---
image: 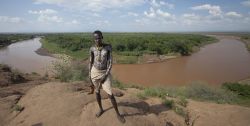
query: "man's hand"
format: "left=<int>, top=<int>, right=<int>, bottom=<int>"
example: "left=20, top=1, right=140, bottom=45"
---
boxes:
left=99, top=74, right=108, bottom=84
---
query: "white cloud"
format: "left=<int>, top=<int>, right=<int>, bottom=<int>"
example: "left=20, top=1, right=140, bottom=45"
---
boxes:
left=181, top=13, right=201, bottom=25
left=144, top=7, right=174, bottom=20
left=33, top=0, right=145, bottom=12
left=191, top=4, right=222, bottom=16
left=144, top=7, right=156, bottom=18
left=0, top=16, right=23, bottom=23
left=38, top=15, right=63, bottom=23
left=29, top=9, right=63, bottom=23
left=241, top=0, right=250, bottom=7
left=225, top=11, right=242, bottom=18
left=93, top=13, right=101, bottom=17
left=150, top=0, right=174, bottom=9
left=156, top=9, right=171, bottom=18
left=128, top=12, right=138, bottom=17
left=28, top=9, right=57, bottom=15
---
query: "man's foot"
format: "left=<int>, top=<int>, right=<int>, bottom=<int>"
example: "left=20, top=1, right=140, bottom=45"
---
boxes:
left=117, top=115, right=126, bottom=123
left=96, top=110, right=104, bottom=118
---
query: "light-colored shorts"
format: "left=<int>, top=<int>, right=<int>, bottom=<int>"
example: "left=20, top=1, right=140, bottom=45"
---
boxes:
left=90, top=66, right=112, bottom=95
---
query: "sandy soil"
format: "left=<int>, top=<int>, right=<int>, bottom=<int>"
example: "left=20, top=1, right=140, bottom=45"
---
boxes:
left=1, top=81, right=250, bottom=126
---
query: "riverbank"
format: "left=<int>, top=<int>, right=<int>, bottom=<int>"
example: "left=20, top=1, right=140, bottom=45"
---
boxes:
left=35, top=47, right=55, bottom=58
left=0, top=34, right=34, bottom=48
left=240, top=35, right=250, bottom=51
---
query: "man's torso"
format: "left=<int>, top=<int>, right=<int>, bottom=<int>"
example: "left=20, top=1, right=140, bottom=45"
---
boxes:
left=90, top=44, right=111, bottom=70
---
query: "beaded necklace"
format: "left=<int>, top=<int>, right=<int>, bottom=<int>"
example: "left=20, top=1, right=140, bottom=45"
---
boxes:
left=96, top=44, right=103, bottom=62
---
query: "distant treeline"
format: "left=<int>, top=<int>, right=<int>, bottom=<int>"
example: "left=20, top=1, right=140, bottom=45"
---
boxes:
left=43, top=33, right=216, bottom=56
left=0, top=34, right=35, bottom=48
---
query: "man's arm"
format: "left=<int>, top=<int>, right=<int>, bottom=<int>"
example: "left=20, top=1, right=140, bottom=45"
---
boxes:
left=88, top=47, right=95, bottom=94
left=105, top=45, right=112, bottom=76
left=89, top=48, right=94, bottom=80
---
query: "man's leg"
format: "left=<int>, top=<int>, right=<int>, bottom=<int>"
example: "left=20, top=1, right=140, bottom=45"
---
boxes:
left=109, top=94, right=125, bottom=123
left=96, top=92, right=104, bottom=117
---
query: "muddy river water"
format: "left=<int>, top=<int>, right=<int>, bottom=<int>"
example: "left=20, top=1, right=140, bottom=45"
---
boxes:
left=0, top=36, right=250, bottom=86
left=0, top=38, right=56, bottom=74
left=112, top=36, right=250, bottom=86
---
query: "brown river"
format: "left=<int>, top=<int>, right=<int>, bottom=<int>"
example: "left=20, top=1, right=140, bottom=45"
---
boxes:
left=112, top=36, right=250, bottom=86
left=0, top=36, right=250, bottom=87
left=0, top=38, right=56, bottom=74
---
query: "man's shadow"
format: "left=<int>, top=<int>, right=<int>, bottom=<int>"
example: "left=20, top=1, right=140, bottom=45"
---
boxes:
left=103, top=99, right=171, bottom=117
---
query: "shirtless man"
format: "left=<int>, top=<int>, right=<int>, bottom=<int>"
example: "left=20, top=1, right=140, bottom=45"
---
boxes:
left=88, top=30, right=125, bottom=123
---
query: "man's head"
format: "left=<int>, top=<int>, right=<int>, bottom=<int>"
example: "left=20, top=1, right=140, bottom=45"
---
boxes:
left=93, top=30, right=103, bottom=46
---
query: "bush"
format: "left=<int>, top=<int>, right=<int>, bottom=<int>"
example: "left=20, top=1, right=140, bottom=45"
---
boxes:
left=162, top=99, right=174, bottom=108
left=112, top=78, right=126, bottom=90
left=222, top=82, right=250, bottom=99
left=186, top=83, right=237, bottom=103
left=51, top=57, right=88, bottom=82
left=143, top=87, right=168, bottom=98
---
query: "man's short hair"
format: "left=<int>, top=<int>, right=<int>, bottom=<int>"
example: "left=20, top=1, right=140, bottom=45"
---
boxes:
left=93, top=30, right=103, bottom=38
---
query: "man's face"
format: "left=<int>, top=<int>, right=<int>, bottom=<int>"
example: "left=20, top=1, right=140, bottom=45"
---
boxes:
left=93, top=33, right=102, bottom=46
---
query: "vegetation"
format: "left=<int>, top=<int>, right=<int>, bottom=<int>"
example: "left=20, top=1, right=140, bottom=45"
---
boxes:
left=134, top=82, right=250, bottom=106
left=222, top=82, right=250, bottom=106
left=51, top=56, right=88, bottom=82
left=12, top=104, right=24, bottom=112
left=41, top=33, right=217, bottom=62
left=0, top=34, right=35, bottom=48
left=240, top=34, right=250, bottom=51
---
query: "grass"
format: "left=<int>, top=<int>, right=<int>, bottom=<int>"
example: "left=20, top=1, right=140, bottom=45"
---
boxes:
left=112, top=78, right=127, bottom=90
left=177, top=97, right=188, bottom=107
left=114, top=54, right=138, bottom=64
left=162, top=98, right=174, bottom=108
left=12, top=104, right=24, bottom=112
left=135, top=82, right=246, bottom=106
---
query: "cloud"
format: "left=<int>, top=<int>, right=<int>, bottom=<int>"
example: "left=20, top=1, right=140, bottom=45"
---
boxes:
left=191, top=4, right=222, bottom=16
left=29, top=9, right=63, bottom=23
left=241, top=0, right=250, bottom=7
left=28, top=9, right=57, bottom=15
left=144, top=7, right=175, bottom=20
left=225, top=11, right=242, bottom=18
left=181, top=13, right=202, bottom=25
left=38, top=15, right=63, bottom=23
left=156, top=9, right=172, bottom=18
left=0, top=16, right=23, bottom=23
left=144, top=7, right=156, bottom=18
left=33, top=0, right=145, bottom=12
left=128, top=12, right=138, bottom=17
left=150, top=0, right=174, bottom=9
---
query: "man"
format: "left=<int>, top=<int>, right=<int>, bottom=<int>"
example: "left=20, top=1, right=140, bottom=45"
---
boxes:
left=88, top=30, right=125, bottom=123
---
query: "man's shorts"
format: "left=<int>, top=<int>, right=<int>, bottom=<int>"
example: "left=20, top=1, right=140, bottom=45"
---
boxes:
left=90, top=66, right=112, bottom=95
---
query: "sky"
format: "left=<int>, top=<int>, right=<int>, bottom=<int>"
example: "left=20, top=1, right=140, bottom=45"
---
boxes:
left=0, top=0, right=250, bottom=32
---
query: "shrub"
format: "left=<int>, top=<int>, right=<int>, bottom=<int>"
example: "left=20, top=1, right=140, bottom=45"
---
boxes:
left=51, top=57, right=88, bottom=82
left=222, top=82, right=250, bottom=99
left=162, top=98, right=174, bottom=108
left=186, top=82, right=237, bottom=104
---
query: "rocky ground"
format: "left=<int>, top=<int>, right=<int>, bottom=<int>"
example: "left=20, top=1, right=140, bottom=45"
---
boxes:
left=1, top=63, right=250, bottom=126
left=1, top=80, right=250, bottom=126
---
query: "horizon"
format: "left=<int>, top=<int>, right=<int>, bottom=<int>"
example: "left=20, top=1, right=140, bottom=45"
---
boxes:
left=1, top=0, right=250, bottom=32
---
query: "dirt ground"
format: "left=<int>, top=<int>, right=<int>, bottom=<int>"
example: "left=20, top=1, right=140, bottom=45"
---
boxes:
left=1, top=81, right=250, bottom=126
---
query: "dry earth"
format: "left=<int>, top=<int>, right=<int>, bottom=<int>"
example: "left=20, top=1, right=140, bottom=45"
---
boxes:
left=1, top=81, right=250, bottom=126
